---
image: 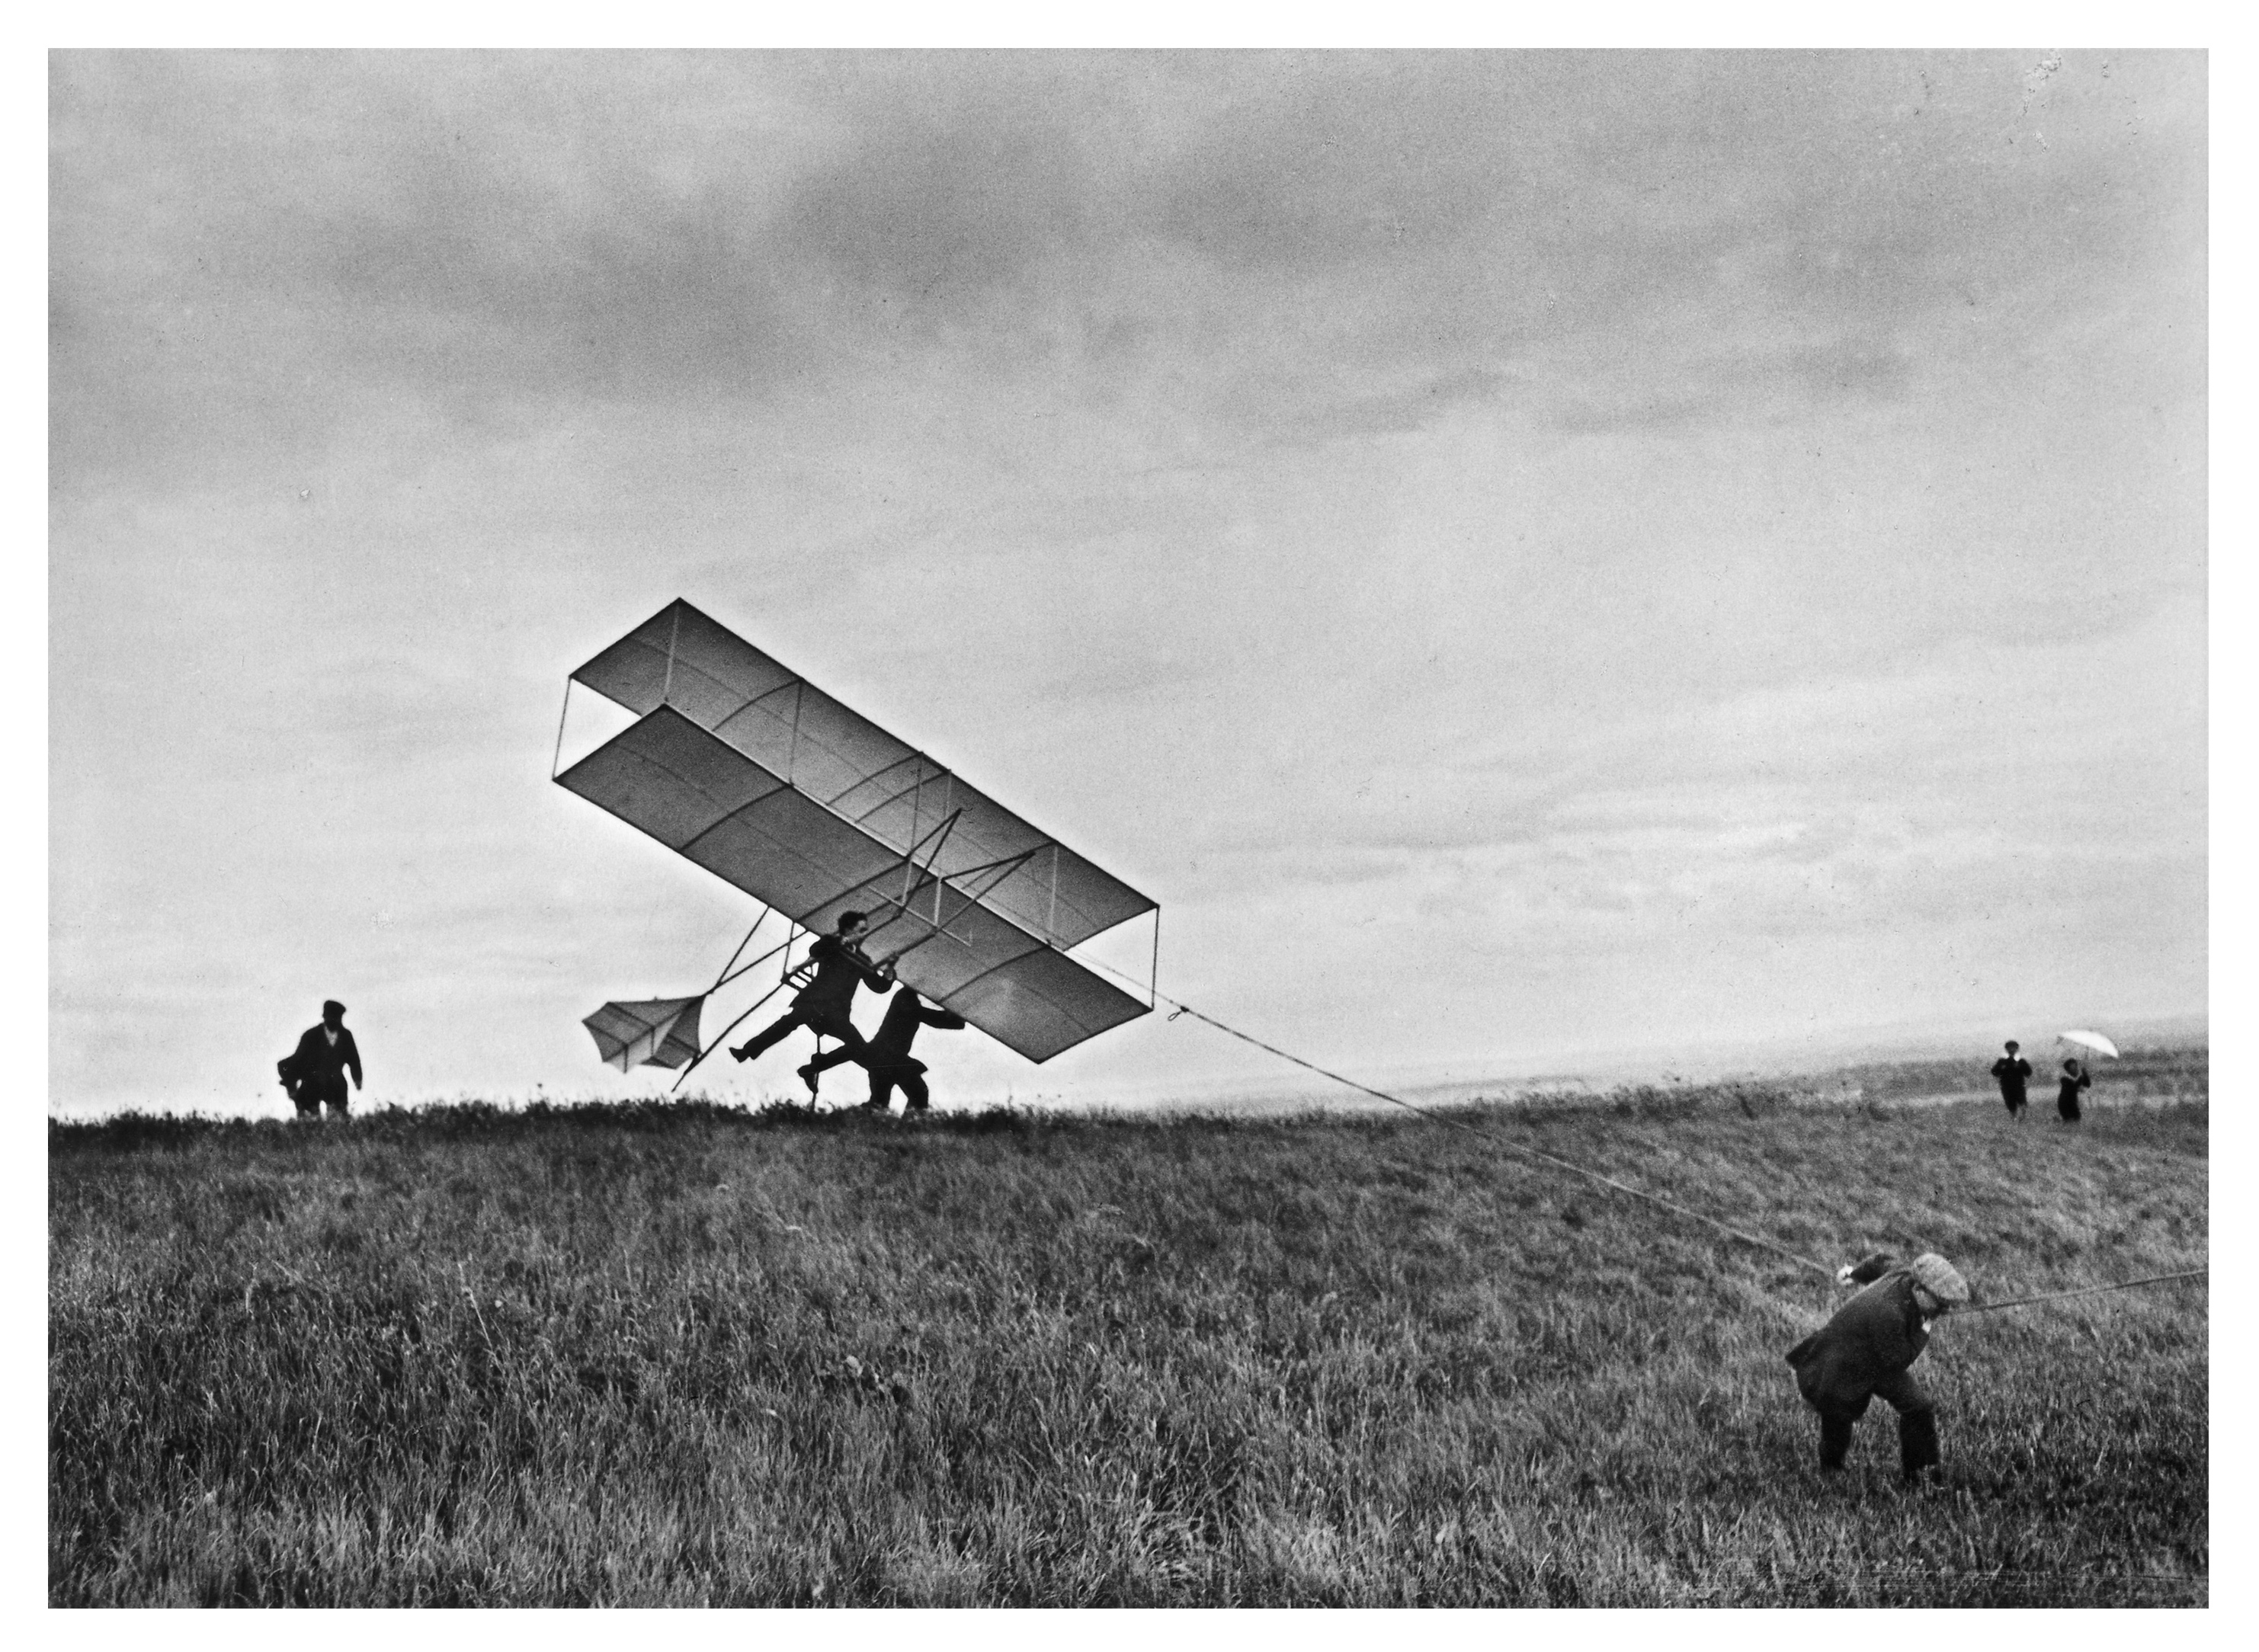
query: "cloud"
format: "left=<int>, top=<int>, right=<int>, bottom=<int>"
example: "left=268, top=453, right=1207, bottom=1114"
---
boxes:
left=56, top=52, right=2202, bottom=456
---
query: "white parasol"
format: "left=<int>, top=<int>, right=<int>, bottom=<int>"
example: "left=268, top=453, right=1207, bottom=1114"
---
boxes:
left=2059, top=1029, right=2120, bottom=1061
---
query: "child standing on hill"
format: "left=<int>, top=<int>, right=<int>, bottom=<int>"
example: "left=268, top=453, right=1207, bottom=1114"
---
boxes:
left=1785, top=1251, right=1969, bottom=1486
left=2057, top=1058, right=2091, bottom=1123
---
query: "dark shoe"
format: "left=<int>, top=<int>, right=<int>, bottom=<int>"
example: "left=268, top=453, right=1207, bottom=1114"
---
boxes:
left=729, top=1043, right=751, bottom=1063
left=798, top=1063, right=821, bottom=1095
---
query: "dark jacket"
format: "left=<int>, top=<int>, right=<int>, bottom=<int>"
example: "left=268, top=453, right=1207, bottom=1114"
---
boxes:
left=1785, top=1253, right=1933, bottom=1413
left=793, top=934, right=891, bottom=1019
left=867, top=989, right=966, bottom=1068
left=283, top=1023, right=362, bottom=1088
left=1991, top=1055, right=2033, bottom=1100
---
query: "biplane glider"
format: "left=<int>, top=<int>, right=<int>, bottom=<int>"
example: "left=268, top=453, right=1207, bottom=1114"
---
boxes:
left=553, top=600, right=1159, bottom=1086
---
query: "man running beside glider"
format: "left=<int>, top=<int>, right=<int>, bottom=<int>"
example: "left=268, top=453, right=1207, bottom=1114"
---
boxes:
left=729, top=911, right=892, bottom=1093
left=1786, top=1250, right=1969, bottom=1486
left=858, top=983, right=967, bottom=1115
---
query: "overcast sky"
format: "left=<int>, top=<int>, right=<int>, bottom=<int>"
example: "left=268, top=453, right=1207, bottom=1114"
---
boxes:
left=50, top=50, right=2206, bottom=1115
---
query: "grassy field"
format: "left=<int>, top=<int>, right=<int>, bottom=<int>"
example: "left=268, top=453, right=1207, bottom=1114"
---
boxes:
left=50, top=1073, right=2207, bottom=1606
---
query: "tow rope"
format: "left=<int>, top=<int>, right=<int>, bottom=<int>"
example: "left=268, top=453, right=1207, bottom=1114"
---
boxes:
left=1103, top=965, right=2207, bottom=1312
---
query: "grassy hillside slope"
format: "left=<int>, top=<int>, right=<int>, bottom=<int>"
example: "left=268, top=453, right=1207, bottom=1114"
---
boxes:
left=50, top=1081, right=2207, bottom=1606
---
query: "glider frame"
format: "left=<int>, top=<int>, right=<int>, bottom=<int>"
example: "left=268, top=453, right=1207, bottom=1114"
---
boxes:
left=556, top=600, right=1163, bottom=1065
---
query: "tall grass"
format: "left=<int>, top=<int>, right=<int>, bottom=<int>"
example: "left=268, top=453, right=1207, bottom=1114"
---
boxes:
left=50, top=1080, right=2206, bottom=1606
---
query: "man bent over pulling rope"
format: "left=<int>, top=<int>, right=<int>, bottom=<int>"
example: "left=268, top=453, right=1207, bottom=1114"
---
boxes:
left=1786, top=1251, right=1969, bottom=1485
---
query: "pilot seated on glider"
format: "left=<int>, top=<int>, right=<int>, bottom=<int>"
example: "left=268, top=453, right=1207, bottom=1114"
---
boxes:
left=729, top=910, right=892, bottom=1091
left=1785, top=1250, right=1969, bottom=1486
left=859, top=985, right=968, bottom=1115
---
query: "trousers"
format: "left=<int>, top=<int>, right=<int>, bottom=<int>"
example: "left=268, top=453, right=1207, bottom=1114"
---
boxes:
left=736, top=1006, right=868, bottom=1065
left=867, top=1065, right=930, bottom=1112
left=1814, top=1369, right=1939, bottom=1479
left=295, top=1074, right=349, bottom=1119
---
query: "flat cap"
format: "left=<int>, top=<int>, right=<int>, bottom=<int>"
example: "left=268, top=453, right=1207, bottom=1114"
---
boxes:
left=1911, top=1253, right=1969, bottom=1305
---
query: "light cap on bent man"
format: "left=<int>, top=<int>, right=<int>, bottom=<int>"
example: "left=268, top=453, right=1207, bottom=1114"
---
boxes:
left=1911, top=1253, right=1969, bottom=1307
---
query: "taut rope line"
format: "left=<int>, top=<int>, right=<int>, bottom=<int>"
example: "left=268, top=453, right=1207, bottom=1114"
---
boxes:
left=1136, top=994, right=1834, bottom=1278
left=1960, top=1269, right=2208, bottom=1315
left=1088, top=962, right=2205, bottom=1306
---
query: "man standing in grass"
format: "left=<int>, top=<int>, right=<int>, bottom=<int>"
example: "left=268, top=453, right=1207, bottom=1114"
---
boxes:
left=1990, top=1041, right=2033, bottom=1119
left=1786, top=1251, right=1969, bottom=1486
left=729, top=911, right=892, bottom=1093
left=857, top=984, right=967, bottom=1115
left=279, top=999, right=362, bottom=1120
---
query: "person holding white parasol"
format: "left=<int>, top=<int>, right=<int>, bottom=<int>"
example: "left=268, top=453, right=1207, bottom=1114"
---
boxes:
left=2054, top=1029, right=2118, bottom=1124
